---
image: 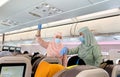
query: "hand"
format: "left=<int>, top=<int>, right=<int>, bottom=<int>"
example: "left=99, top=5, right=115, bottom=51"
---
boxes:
left=60, top=47, right=68, bottom=56
left=38, top=24, right=42, bottom=30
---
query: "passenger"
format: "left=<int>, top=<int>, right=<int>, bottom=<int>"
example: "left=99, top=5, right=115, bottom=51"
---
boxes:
left=23, top=51, right=29, bottom=54
left=32, top=52, right=40, bottom=57
left=118, top=60, right=120, bottom=65
left=62, top=27, right=102, bottom=66
left=35, top=24, right=67, bottom=66
left=35, top=61, right=65, bottom=77
left=99, top=60, right=114, bottom=69
left=67, top=55, right=86, bottom=66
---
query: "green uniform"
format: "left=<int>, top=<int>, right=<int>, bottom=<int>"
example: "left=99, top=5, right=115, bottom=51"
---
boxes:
left=67, top=27, right=102, bottom=67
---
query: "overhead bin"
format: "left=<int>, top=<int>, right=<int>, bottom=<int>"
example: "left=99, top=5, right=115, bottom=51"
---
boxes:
left=0, top=0, right=120, bottom=33
left=4, top=15, right=120, bottom=41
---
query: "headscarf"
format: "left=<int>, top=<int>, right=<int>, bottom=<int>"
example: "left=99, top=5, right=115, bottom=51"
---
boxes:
left=35, top=61, right=65, bottom=77
left=78, top=27, right=97, bottom=46
left=78, top=27, right=99, bottom=57
left=47, top=32, right=63, bottom=57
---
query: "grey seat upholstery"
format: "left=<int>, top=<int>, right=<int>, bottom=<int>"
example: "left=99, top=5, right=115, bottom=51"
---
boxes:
left=42, top=57, right=62, bottom=64
left=76, top=68, right=109, bottom=77
left=111, top=65, right=120, bottom=77
left=54, top=65, right=109, bottom=77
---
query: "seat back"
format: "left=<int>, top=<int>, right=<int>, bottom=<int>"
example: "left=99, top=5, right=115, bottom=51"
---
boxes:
left=112, top=65, right=120, bottom=77
left=42, top=57, right=62, bottom=64
left=53, top=65, right=98, bottom=77
left=76, top=68, right=109, bottom=77
left=0, top=56, right=31, bottom=77
left=100, top=64, right=120, bottom=77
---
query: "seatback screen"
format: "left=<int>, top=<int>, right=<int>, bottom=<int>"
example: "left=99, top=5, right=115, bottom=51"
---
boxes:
left=0, top=63, right=26, bottom=77
left=9, top=47, right=15, bottom=52
left=2, top=46, right=9, bottom=51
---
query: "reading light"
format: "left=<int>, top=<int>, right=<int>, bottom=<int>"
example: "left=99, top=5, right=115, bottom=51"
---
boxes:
left=0, top=0, right=9, bottom=7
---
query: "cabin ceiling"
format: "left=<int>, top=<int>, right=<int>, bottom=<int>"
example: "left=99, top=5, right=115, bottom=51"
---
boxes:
left=0, top=0, right=120, bottom=33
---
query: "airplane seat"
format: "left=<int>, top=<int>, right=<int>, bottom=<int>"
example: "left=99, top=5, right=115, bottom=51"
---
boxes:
left=42, top=57, right=62, bottom=64
left=76, top=68, right=109, bottom=77
left=23, top=54, right=32, bottom=60
left=53, top=65, right=108, bottom=77
left=0, top=56, right=31, bottom=77
left=111, top=65, right=120, bottom=77
left=100, top=64, right=120, bottom=77
left=16, top=54, right=31, bottom=61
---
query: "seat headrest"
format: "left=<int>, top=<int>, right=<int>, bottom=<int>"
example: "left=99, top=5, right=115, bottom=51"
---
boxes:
left=53, top=65, right=97, bottom=77
left=76, top=68, right=109, bottom=77
left=112, top=65, right=120, bottom=77
left=42, top=57, right=62, bottom=64
left=0, top=56, right=31, bottom=77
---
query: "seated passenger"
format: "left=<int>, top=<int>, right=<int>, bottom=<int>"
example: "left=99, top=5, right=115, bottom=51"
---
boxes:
left=35, top=24, right=67, bottom=66
left=118, top=60, right=120, bottom=65
left=67, top=55, right=86, bottom=66
left=23, top=51, right=29, bottom=54
left=32, top=52, right=40, bottom=58
left=35, top=61, right=65, bottom=77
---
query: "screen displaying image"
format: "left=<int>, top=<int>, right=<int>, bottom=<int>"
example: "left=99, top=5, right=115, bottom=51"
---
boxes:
left=15, top=47, right=21, bottom=51
left=16, top=48, right=21, bottom=50
left=3, top=47, right=9, bottom=49
left=9, top=47, right=15, bottom=52
left=2, top=46, right=9, bottom=51
left=0, top=64, right=26, bottom=77
left=10, top=47, right=15, bottom=50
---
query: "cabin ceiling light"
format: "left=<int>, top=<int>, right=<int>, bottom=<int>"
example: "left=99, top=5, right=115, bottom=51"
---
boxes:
left=29, top=2, right=63, bottom=18
left=0, top=0, right=9, bottom=7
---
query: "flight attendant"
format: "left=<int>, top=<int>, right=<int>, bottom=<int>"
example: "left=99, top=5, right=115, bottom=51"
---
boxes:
left=35, top=24, right=67, bottom=66
left=63, top=27, right=102, bottom=66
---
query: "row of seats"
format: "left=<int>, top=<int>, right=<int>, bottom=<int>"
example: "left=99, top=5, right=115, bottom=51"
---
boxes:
left=0, top=55, right=120, bottom=77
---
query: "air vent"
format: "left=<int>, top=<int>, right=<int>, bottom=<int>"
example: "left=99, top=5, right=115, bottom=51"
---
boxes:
left=29, top=12, right=41, bottom=17
left=1, top=19, right=18, bottom=26
left=28, top=2, right=63, bottom=18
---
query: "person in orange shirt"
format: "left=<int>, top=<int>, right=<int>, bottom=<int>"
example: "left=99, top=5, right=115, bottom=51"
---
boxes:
left=35, top=61, right=65, bottom=77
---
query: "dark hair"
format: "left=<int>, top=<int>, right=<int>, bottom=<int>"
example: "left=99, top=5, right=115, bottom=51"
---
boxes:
left=106, top=60, right=114, bottom=65
left=23, top=51, right=29, bottom=54
left=67, top=56, right=86, bottom=66
left=119, top=60, right=120, bottom=62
